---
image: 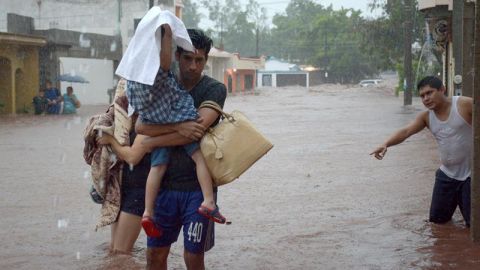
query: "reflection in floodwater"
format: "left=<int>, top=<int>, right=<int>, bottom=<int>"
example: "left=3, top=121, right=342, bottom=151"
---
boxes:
left=416, top=223, right=480, bottom=269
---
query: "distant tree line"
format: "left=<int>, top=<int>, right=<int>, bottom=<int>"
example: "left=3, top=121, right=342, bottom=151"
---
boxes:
left=183, top=0, right=432, bottom=84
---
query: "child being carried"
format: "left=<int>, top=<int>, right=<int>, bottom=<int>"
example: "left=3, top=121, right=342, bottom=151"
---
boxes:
left=117, top=9, right=226, bottom=238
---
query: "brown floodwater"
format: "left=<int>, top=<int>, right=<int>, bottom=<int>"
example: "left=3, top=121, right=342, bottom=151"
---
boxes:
left=1, top=81, right=479, bottom=269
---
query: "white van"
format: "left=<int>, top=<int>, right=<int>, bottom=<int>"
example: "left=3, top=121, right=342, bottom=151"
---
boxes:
left=359, top=79, right=382, bottom=87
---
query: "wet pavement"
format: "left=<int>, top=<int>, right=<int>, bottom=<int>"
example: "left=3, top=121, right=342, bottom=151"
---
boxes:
left=1, top=81, right=479, bottom=269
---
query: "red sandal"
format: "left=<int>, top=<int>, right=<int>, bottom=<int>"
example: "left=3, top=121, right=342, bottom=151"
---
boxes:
left=198, top=205, right=226, bottom=224
left=141, top=216, right=163, bottom=237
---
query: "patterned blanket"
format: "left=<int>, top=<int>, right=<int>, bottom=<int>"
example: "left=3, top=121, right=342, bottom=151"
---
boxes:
left=83, top=79, right=131, bottom=230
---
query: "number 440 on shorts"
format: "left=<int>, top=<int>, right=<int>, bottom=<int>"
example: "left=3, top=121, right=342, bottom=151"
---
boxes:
left=187, top=222, right=203, bottom=243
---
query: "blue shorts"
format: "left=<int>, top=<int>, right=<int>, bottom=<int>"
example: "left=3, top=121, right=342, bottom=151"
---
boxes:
left=151, top=142, right=199, bottom=167
left=147, top=190, right=215, bottom=254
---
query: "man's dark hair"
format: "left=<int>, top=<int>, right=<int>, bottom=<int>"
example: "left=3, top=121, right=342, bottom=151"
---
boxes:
left=417, top=76, right=443, bottom=91
left=46, top=79, right=52, bottom=85
left=177, top=29, right=213, bottom=59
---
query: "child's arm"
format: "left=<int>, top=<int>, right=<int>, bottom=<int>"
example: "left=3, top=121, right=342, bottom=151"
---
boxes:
left=160, top=24, right=172, bottom=72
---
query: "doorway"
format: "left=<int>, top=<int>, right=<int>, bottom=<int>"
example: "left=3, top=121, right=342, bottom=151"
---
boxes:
left=0, top=57, right=12, bottom=113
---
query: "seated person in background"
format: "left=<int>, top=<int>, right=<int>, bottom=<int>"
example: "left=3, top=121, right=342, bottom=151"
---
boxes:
left=32, top=89, right=48, bottom=115
left=44, top=80, right=62, bottom=114
left=62, top=86, right=81, bottom=114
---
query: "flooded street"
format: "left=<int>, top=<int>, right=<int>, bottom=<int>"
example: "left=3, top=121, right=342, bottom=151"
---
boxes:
left=1, top=82, right=479, bottom=269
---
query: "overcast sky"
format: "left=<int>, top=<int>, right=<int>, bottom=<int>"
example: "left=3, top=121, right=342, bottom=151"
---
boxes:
left=197, top=0, right=382, bottom=28
left=252, top=0, right=380, bottom=18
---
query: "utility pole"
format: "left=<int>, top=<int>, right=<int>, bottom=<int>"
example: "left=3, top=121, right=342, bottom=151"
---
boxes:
left=220, top=18, right=224, bottom=50
left=255, top=27, right=259, bottom=57
left=463, top=1, right=476, bottom=98
left=452, top=0, right=464, bottom=96
left=324, top=27, right=328, bottom=82
left=471, top=0, right=480, bottom=242
left=403, top=0, right=413, bottom=106
left=117, top=0, right=122, bottom=35
left=149, top=0, right=154, bottom=9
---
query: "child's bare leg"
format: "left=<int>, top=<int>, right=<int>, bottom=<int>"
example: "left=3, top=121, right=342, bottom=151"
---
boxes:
left=190, top=150, right=216, bottom=210
left=143, top=165, right=167, bottom=218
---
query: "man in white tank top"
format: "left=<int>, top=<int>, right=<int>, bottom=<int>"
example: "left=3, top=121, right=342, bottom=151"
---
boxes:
left=370, top=76, right=473, bottom=227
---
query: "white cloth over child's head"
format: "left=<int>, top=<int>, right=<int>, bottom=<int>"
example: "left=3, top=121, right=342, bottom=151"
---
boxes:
left=115, top=6, right=194, bottom=86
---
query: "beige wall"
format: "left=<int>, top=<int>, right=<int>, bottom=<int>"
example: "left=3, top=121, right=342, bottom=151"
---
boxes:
left=0, top=44, right=40, bottom=114
left=206, top=57, right=231, bottom=84
left=231, top=54, right=265, bottom=70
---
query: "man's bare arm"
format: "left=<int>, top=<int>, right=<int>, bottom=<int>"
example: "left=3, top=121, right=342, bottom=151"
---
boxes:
left=136, top=118, right=206, bottom=139
left=458, top=96, right=473, bottom=125
left=370, top=111, right=428, bottom=160
left=142, top=107, right=221, bottom=148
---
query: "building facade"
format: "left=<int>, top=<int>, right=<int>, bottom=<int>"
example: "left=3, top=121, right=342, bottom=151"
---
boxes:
left=0, top=32, right=46, bottom=114
left=0, top=0, right=183, bottom=52
left=0, top=0, right=183, bottom=111
left=418, top=0, right=476, bottom=97
left=206, top=48, right=265, bottom=94
left=257, top=57, right=309, bottom=89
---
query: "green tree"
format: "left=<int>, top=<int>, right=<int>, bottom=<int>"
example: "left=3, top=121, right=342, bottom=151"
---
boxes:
left=267, top=0, right=327, bottom=63
left=224, top=11, right=256, bottom=56
left=200, top=0, right=267, bottom=56
left=361, top=0, right=426, bottom=70
left=246, top=0, right=269, bottom=56
left=263, top=0, right=377, bottom=83
left=201, top=0, right=241, bottom=49
left=182, top=0, right=202, bottom=28
left=197, top=0, right=428, bottom=83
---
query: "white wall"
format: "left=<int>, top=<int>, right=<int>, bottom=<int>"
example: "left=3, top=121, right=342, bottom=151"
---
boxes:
left=258, top=72, right=309, bottom=88
left=264, top=59, right=297, bottom=71
left=258, top=72, right=277, bottom=87
left=0, top=0, right=176, bottom=52
left=59, top=57, right=113, bottom=105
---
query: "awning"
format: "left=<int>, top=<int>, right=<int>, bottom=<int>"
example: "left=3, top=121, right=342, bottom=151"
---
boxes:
left=0, top=32, right=47, bottom=46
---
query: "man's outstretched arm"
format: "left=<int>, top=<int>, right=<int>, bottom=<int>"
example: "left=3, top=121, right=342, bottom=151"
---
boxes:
left=370, top=111, right=428, bottom=160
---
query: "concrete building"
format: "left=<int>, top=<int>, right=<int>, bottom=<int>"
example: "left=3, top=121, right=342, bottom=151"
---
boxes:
left=257, top=57, right=309, bottom=89
left=5, top=13, right=122, bottom=107
left=0, top=0, right=183, bottom=110
left=0, top=32, right=46, bottom=114
left=206, top=47, right=232, bottom=87
left=225, top=53, right=265, bottom=94
left=0, top=0, right=183, bottom=52
left=206, top=48, right=265, bottom=94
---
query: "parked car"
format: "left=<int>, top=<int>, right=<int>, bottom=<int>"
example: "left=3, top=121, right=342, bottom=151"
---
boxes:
left=359, top=79, right=382, bottom=87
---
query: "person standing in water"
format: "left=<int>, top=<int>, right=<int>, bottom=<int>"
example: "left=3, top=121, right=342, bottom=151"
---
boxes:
left=370, top=76, right=473, bottom=227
